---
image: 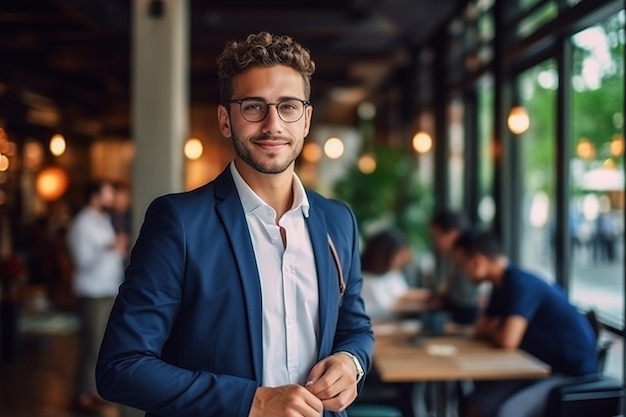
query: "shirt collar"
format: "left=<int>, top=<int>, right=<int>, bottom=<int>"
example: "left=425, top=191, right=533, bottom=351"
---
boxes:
left=229, top=161, right=310, bottom=218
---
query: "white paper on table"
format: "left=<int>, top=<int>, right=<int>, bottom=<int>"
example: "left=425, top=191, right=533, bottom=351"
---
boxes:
left=426, top=344, right=458, bottom=356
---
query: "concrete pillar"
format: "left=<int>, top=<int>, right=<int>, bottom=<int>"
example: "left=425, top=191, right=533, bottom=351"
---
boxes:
left=131, top=0, right=188, bottom=239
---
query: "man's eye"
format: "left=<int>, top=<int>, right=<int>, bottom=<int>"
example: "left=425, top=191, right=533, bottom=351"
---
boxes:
left=244, top=103, right=264, bottom=111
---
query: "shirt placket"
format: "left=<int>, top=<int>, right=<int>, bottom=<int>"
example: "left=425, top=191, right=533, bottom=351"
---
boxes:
left=281, top=216, right=299, bottom=383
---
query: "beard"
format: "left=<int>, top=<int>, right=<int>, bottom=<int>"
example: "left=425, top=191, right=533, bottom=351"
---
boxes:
left=232, top=131, right=303, bottom=175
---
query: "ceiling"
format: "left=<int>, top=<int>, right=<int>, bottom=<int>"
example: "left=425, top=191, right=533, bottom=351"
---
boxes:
left=0, top=0, right=465, bottom=142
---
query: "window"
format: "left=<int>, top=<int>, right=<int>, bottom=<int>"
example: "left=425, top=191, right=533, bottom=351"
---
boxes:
left=477, top=75, right=496, bottom=226
left=447, top=98, right=465, bottom=209
left=517, top=59, right=558, bottom=280
left=568, top=12, right=624, bottom=332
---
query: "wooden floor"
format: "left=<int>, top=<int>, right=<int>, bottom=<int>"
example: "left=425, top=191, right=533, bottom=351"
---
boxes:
left=0, top=327, right=134, bottom=417
left=0, top=330, right=117, bottom=417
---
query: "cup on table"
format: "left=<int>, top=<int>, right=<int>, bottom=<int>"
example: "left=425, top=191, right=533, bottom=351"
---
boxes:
left=421, top=310, right=448, bottom=336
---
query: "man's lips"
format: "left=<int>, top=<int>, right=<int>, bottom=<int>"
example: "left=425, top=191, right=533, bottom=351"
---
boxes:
left=254, top=139, right=289, bottom=150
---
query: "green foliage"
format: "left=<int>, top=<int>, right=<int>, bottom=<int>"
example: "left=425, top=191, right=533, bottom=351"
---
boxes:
left=333, top=146, right=433, bottom=250
left=571, top=16, right=624, bottom=156
left=522, top=60, right=557, bottom=194
left=521, top=15, right=624, bottom=197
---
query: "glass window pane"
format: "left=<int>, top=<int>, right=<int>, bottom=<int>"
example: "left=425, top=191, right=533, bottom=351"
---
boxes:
left=518, top=59, right=557, bottom=281
left=519, top=0, right=542, bottom=10
left=477, top=74, right=495, bottom=226
left=478, top=12, right=494, bottom=43
left=568, top=11, right=625, bottom=334
left=518, top=2, right=558, bottom=37
left=447, top=98, right=465, bottom=209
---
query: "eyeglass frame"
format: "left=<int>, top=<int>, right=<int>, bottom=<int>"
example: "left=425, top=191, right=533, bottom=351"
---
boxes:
left=224, top=97, right=311, bottom=123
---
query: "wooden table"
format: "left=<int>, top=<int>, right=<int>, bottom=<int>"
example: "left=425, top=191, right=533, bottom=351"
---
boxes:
left=373, top=331, right=551, bottom=416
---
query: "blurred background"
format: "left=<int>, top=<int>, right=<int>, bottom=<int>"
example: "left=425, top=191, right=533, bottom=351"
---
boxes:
left=0, top=0, right=624, bottom=416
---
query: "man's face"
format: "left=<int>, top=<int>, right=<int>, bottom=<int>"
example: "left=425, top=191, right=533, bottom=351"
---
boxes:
left=217, top=65, right=313, bottom=176
left=429, top=225, right=459, bottom=255
left=454, top=250, right=488, bottom=284
left=98, top=183, right=115, bottom=210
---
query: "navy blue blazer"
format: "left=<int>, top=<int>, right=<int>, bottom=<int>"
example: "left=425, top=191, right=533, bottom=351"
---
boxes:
left=96, top=166, right=374, bottom=417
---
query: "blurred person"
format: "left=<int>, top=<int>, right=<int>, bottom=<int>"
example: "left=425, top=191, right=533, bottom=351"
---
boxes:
left=96, top=31, right=374, bottom=417
left=453, top=228, right=598, bottom=417
left=359, top=228, right=438, bottom=417
left=360, top=228, right=431, bottom=321
left=110, top=182, right=132, bottom=262
left=67, top=180, right=126, bottom=412
left=593, top=210, right=618, bottom=263
left=428, top=209, right=483, bottom=327
left=110, top=182, right=131, bottom=237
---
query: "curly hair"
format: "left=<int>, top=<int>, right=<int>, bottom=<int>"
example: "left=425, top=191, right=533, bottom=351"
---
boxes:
left=216, top=31, right=316, bottom=103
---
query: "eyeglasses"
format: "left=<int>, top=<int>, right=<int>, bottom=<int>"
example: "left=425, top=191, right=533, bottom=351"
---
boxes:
left=225, top=98, right=310, bottom=123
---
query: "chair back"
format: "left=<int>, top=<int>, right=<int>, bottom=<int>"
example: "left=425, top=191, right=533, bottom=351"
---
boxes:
left=544, top=310, right=625, bottom=417
left=585, top=309, right=611, bottom=373
left=597, top=339, right=612, bottom=374
left=585, top=310, right=601, bottom=339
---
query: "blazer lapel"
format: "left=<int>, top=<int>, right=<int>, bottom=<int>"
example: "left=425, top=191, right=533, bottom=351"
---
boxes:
left=214, top=169, right=264, bottom=383
left=306, top=202, right=340, bottom=358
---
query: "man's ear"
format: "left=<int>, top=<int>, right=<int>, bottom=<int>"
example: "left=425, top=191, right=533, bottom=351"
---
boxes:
left=217, top=105, right=232, bottom=138
left=303, top=104, right=313, bottom=138
left=473, top=254, right=490, bottom=276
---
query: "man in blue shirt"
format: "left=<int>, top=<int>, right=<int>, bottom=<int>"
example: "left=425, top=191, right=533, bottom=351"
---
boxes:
left=453, top=229, right=598, bottom=417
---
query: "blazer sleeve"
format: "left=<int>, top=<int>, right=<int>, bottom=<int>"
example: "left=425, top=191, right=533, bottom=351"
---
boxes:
left=96, top=195, right=257, bottom=417
left=325, top=199, right=375, bottom=384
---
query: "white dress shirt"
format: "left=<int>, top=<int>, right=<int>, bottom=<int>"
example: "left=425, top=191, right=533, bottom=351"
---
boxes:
left=67, top=207, right=124, bottom=298
left=230, top=162, right=319, bottom=387
left=361, top=270, right=409, bottom=320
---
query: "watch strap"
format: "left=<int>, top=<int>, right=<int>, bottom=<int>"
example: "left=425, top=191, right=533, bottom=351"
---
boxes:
left=336, top=351, right=364, bottom=383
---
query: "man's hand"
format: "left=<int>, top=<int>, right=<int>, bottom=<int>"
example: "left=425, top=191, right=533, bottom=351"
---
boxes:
left=473, top=315, right=500, bottom=340
left=249, top=385, right=323, bottom=417
left=304, top=354, right=358, bottom=412
left=112, top=233, right=129, bottom=255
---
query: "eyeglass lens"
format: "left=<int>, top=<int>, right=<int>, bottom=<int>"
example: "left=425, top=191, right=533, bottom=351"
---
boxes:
left=238, top=99, right=306, bottom=123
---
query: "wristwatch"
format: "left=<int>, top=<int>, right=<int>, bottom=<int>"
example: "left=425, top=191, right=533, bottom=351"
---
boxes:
left=336, top=351, right=364, bottom=383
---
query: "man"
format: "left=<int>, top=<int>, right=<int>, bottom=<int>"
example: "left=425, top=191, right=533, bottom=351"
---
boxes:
left=110, top=182, right=132, bottom=263
left=453, top=228, right=598, bottom=417
left=428, top=209, right=482, bottom=327
left=67, top=180, right=126, bottom=411
left=96, top=31, right=374, bottom=417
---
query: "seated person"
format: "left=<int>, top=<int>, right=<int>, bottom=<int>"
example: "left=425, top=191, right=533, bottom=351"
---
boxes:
left=428, top=208, right=483, bottom=326
left=360, top=228, right=431, bottom=320
left=453, top=228, right=599, bottom=417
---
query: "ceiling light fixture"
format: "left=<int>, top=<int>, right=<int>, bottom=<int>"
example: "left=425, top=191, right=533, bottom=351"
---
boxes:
left=49, top=133, right=66, bottom=157
left=507, top=105, right=530, bottom=135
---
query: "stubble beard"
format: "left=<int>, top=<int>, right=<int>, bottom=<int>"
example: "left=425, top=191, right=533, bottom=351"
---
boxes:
left=232, top=132, right=303, bottom=175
